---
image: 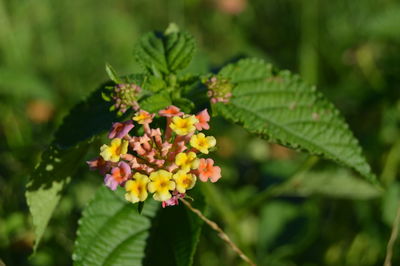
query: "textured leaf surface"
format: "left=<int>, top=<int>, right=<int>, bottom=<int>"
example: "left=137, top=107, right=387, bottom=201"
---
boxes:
left=134, top=30, right=195, bottom=75
left=73, top=187, right=205, bottom=266
left=280, top=170, right=381, bottom=199
left=139, top=92, right=171, bottom=113
left=217, top=58, right=376, bottom=182
left=73, top=187, right=159, bottom=266
left=26, top=142, right=90, bottom=251
left=27, top=84, right=122, bottom=250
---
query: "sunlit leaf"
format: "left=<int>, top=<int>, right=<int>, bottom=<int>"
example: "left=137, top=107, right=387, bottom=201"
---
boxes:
left=73, top=187, right=205, bottom=266
left=53, top=83, right=121, bottom=149
left=26, top=142, right=90, bottom=251
left=134, top=29, right=196, bottom=75
left=217, top=58, right=376, bottom=183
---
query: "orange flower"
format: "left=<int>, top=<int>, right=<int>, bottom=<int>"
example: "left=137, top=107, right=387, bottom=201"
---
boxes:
left=133, top=110, right=154, bottom=124
left=197, top=158, right=221, bottom=183
left=159, top=105, right=183, bottom=117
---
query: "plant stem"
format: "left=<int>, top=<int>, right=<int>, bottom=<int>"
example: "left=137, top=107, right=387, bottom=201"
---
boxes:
left=384, top=200, right=400, bottom=266
left=180, top=198, right=257, bottom=266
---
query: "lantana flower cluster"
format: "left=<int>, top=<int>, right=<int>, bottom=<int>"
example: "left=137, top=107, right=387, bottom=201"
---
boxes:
left=108, top=83, right=141, bottom=114
left=87, top=106, right=221, bottom=207
left=205, top=76, right=233, bottom=104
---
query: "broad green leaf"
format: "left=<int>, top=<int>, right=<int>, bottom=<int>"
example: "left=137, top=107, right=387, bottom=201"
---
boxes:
left=216, top=58, right=376, bottom=183
left=73, top=187, right=159, bottom=266
left=279, top=169, right=381, bottom=199
left=134, top=29, right=196, bottom=75
left=73, top=187, right=205, bottom=266
left=53, top=83, right=121, bottom=149
left=27, top=83, right=122, bottom=251
left=139, top=92, right=171, bottom=113
left=26, top=141, right=90, bottom=251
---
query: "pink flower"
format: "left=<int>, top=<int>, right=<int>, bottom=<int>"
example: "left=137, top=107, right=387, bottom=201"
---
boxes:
left=87, top=157, right=111, bottom=175
left=104, top=161, right=131, bottom=190
left=162, top=191, right=186, bottom=208
left=159, top=105, right=184, bottom=117
left=195, top=109, right=210, bottom=130
left=197, top=158, right=221, bottom=183
left=108, top=121, right=134, bottom=139
left=92, top=106, right=222, bottom=207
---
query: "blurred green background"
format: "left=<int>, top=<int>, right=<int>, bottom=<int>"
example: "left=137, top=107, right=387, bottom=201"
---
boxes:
left=1, top=0, right=400, bottom=265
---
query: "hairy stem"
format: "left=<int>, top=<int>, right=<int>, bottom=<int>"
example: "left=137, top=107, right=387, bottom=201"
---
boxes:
left=384, top=200, right=400, bottom=266
left=180, top=198, right=257, bottom=266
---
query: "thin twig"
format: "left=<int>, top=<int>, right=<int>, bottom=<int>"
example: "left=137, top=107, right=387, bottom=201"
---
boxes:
left=384, top=200, right=400, bottom=266
left=180, top=198, right=257, bottom=266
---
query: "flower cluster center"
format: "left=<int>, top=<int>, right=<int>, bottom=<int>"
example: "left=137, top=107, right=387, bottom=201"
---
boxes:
left=88, top=105, right=222, bottom=207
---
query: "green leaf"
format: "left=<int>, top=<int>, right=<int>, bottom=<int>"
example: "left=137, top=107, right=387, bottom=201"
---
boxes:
left=139, top=92, right=171, bottom=113
left=73, top=187, right=205, bottom=266
left=73, top=187, right=159, bottom=266
left=279, top=169, right=382, bottom=199
left=27, top=83, right=122, bottom=251
left=134, top=29, right=196, bottom=75
left=53, top=83, right=121, bottom=149
left=173, top=97, right=195, bottom=113
left=26, top=141, right=90, bottom=251
left=216, top=58, right=376, bottom=183
left=105, top=63, right=122, bottom=84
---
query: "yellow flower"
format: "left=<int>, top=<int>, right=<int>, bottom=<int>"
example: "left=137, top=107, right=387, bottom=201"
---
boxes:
left=175, top=152, right=199, bottom=172
left=148, top=170, right=176, bottom=201
left=190, top=133, right=216, bottom=154
left=133, top=110, right=153, bottom=124
left=173, top=170, right=196, bottom=193
left=125, top=173, right=150, bottom=203
left=100, top=138, right=129, bottom=162
left=169, top=115, right=198, bottom=136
